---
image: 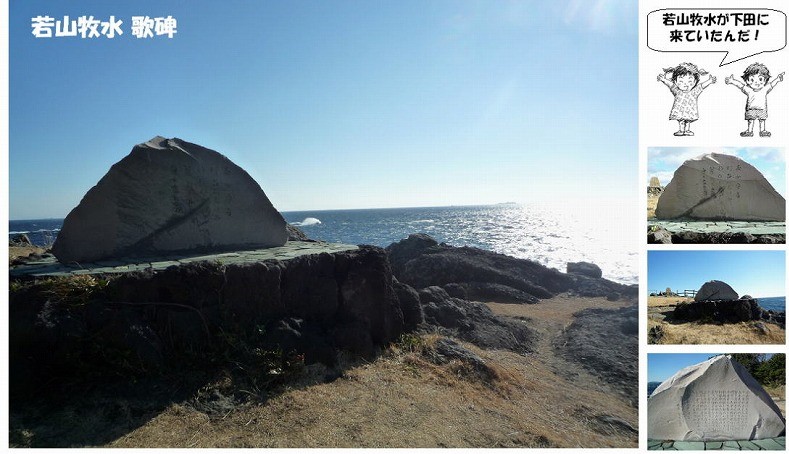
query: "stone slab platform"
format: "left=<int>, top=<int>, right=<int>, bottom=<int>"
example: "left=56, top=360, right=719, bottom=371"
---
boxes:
left=9, top=241, right=358, bottom=278
left=648, top=219, right=786, bottom=236
left=648, top=220, right=785, bottom=236
left=648, top=437, right=785, bottom=450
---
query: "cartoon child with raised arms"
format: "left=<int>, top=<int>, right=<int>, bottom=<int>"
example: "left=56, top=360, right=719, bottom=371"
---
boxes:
left=725, top=63, right=784, bottom=137
left=657, top=62, right=716, bottom=136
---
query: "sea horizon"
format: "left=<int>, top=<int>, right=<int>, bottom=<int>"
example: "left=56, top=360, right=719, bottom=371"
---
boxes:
left=10, top=203, right=639, bottom=285
left=9, top=199, right=632, bottom=222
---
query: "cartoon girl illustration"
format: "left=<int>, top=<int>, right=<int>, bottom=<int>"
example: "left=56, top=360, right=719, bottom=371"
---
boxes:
left=657, top=62, right=717, bottom=136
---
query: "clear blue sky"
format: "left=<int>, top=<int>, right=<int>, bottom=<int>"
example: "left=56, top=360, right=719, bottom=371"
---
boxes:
left=648, top=250, right=786, bottom=298
left=648, top=147, right=786, bottom=197
left=9, top=0, right=637, bottom=219
left=649, top=353, right=775, bottom=383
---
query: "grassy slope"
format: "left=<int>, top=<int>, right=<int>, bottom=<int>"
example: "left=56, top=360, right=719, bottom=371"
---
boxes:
left=647, top=297, right=785, bottom=345
left=11, top=295, right=638, bottom=448
left=110, top=295, right=637, bottom=448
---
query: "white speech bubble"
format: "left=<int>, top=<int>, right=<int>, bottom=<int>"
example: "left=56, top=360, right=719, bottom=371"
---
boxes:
left=648, top=8, right=787, bottom=66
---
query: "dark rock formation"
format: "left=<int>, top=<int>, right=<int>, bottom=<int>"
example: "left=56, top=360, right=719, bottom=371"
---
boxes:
left=9, top=246, right=406, bottom=393
left=52, top=137, right=288, bottom=263
left=261, top=318, right=338, bottom=365
left=441, top=283, right=468, bottom=300
left=385, top=233, right=439, bottom=272
left=392, top=278, right=424, bottom=331
left=567, top=262, right=603, bottom=279
left=672, top=298, right=784, bottom=326
left=555, top=305, right=638, bottom=403
left=426, top=338, right=495, bottom=380
left=9, top=233, right=32, bottom=246
left=648, top=325, right=665, bottom=344
left=670, top=231, right=782, bottom=244
left=647, top=226, right=673, bottom=244
left=286, top=224, right=311, bottom=241
left=386, top=234, right=635, bottom=302
left=648, top=227, right=786, bottom=244
left=418, top=286, right=534, bottom=354
left=462, top=282, right=539, bottom=304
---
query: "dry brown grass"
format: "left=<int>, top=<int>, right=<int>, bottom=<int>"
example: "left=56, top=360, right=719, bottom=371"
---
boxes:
left=11, top=293, right=637, bottom=448
left=648, top=296, right=691, bottom=307
left=486, top=294, right=632, bottom=324
left=647, top=318, right=785, bottom=345
left=109, top=338, right=636, bottom=448
left=105, top=294, right=638, bottom=448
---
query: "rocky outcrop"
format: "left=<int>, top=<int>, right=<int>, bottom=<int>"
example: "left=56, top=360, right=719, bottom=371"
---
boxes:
left=9, top=246, right=405, bottom=392
left=695, top=280, right=739, bottom=302
left=647, top=227, right=786, bottom=244
left=392, top=277, right=424, bottom=331
left=672, top=297, right=784, bottom=326
left=567, top=262, right=603, bottom=279
left=386, top=234, right=636, bottom=302
left=647, top=226, right=673, bottom=244
left=52, top=137, right=288, bottom=263
left=9, top=233, right=32, bottom=246
left=286, top=224, right=311, bottom=241
left=426, top=338, right=496, bottom=381
left=458, top=282, right=539, bottom=304
left=417, top=286, right=534, bottom=354
left=674, top=298, right=758, bottom=322
left=655, top=153, right=785, bottom=221
left=555, top=305, right=638, bottom=403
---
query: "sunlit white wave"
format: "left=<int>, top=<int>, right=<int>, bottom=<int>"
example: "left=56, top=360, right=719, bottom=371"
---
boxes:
left=291, top=217, right=322, bottom=227
left=9, top=228, right=61, bottom=235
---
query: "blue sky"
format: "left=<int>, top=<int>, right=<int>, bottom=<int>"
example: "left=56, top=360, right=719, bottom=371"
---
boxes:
left=649, top=353, right=776, bottom=383
left=648, top=147, right=786, bottom=197
left=648, top=250, right=786, bottom=298
left=9, top=0, right=637, bottom=219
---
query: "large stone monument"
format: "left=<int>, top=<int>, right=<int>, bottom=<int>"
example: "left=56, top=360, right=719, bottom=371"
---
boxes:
left=648, top=355, right=786, bottom=441
left=694, top=280, right=739, bottom=302
left=655, top=153, right=785, bottom=221
left=52, top=137, right=288, bottom=263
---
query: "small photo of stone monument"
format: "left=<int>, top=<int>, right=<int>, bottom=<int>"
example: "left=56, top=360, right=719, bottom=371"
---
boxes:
left=647, top=250, right=786, bottom=345
left=648, top=353, right=786, bottom=450
left=647, top=148, right=786, bottom=244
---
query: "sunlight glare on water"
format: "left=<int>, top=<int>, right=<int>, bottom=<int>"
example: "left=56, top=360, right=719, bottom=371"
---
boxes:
left=283, top=202, right=638, bottom=285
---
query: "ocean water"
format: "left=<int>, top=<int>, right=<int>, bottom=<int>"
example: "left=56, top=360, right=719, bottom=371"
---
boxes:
left=10, top=203, right=638, bottom=285
left=9, top=218, right=62, bottom=246
left=756, top=296, right=786, bottom=313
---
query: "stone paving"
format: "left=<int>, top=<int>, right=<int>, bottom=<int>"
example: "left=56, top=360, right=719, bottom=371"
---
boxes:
left=648, top=437, right=785, bottom=450
left=648, top=220, right=785, bottom=236
left=9, top=241, right=358, bottom=278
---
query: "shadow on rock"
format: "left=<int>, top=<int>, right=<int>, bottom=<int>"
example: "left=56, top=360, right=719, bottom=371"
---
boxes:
left=8, top=245, right=408, bottom=447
